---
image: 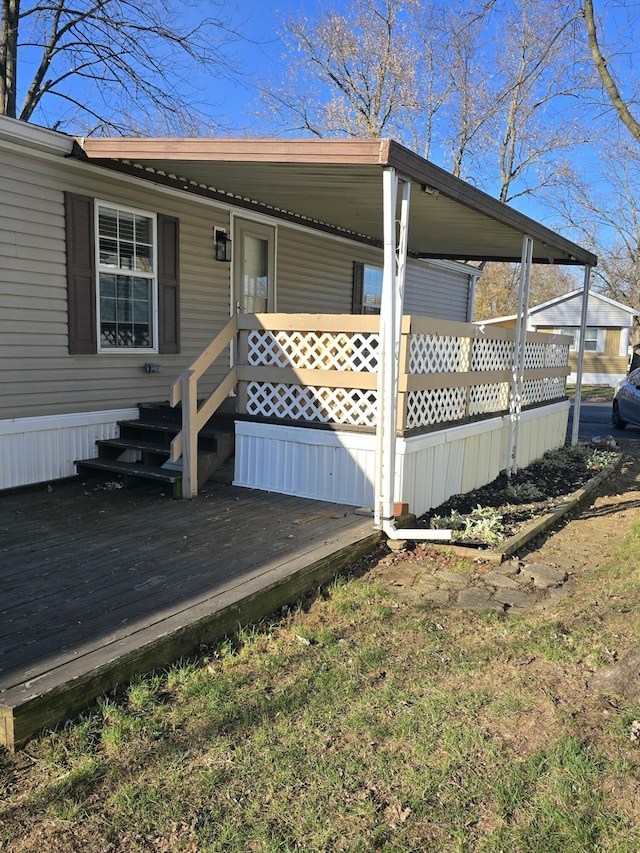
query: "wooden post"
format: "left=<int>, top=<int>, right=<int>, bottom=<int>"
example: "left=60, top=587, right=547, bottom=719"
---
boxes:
left=465, top=329, right=475, bottom=419
left=396, top=316, right=411, bottom=433
left=571, top=266, right=592, bottom=447
left=181, top=370, right=198, bottom=499
left=237, top=327, right=249, bottom=415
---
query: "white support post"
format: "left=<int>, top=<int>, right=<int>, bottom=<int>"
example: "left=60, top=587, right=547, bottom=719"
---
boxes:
left=374, top=168, right=399, bottom=529
left=571, top=266, right=592, bottom=447
left=507, top=235, right=534, bottom=477
left=374, top=168, right=452, bottom=542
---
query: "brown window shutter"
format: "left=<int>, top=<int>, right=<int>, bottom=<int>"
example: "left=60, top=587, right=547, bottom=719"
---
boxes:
left=65, top=192, right=96, bottom=353
left=352, top=261, right=364, bottom=314
left=158, top=214, right=180, bottom=354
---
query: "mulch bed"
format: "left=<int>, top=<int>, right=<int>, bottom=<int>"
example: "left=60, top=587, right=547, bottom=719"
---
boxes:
left=417, top=445, right=618, bottom=547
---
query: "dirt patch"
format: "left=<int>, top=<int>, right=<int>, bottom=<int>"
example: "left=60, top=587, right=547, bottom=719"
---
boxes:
left=365, top=441, right=640, bottom=611
left=418, top=443, right=620, bottom=547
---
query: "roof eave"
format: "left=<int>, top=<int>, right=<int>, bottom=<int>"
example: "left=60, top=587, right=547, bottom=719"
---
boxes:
left=75, top=135, right=597, bottom=268
left=386, top=141, right=597, bottom=268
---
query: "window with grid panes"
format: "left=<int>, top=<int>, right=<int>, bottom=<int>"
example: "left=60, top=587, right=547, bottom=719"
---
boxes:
left=97, top=203, right=156, bottom=349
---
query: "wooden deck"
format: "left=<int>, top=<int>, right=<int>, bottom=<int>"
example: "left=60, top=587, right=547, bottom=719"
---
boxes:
left=0, top=476, right=378, bottom=751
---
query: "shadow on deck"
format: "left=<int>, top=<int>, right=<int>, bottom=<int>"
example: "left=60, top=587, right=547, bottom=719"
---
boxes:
left=0, top=476, right=379, bottom=751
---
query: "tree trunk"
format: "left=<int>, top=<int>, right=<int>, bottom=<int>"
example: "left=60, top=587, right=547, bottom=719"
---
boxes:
left=0, top=0, right=20, bottom=117
left=584, top=0, right=640, bottom=143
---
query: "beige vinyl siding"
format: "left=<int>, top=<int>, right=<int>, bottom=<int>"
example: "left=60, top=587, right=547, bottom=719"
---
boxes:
left=403, top=261, right=471, bottom=320
left=2, top=142, right=475, bottom=422
left=275, top=227, right=472, bottom=320
left=276, top=226, right=383, bottom=313
left=605, top=328, right=621, bottom=357
left=568, top=352, right=628, bottom=375
left=1, top=144, right=233, bottom=420
left=537, top=325, right=621, bottom=357
left=535, top=325, right=627, bottom=379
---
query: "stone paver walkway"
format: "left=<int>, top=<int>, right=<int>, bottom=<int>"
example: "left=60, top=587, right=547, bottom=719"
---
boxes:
left=366, top=553, right=570, bottom=614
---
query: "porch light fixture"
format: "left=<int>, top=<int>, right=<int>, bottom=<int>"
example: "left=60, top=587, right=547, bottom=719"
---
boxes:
left=214, top=227, right=232, bottom=262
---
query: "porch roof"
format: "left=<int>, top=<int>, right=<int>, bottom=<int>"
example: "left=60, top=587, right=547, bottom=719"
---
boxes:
left=77, top=137, right=596, bottom=268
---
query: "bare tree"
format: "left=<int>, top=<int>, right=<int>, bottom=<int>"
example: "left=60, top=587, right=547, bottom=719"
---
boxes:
left=583, top=0, right=640, bottom=143
left=473, top=260, right=577, bottom=320
left=257, top=0, right=429, bottom=147
left=554, top=139, right=640, bottom=309
left=0, top=0, right=241, bottom=134
left=484, top=0, right=591, bottom=203
left=259, top=0, right=591, bottom=207
left=430, top=0, right=501, bottom=181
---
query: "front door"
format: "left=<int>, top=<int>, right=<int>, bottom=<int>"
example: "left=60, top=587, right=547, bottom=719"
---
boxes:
left=233, top=218, right=275, bottom=313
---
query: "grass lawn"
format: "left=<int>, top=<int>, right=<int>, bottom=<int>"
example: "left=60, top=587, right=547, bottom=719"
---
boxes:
left=567, top=385, right=616, bottom=403
left=2, top=515, right=640, bottom=851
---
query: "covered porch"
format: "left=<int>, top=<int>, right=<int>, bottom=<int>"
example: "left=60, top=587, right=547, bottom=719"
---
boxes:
left=172, top=312, right=573, bottom=525
left=80, top=137, right=598, bottom=538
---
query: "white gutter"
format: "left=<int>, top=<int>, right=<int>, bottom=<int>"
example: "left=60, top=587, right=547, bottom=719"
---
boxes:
left=0, top=113, right=75, bottom=155
left=571, top=266, right=592, bottom=446
left=507, top=235, right=533, bottom=476
left=374, top=167, right=452, bottom=542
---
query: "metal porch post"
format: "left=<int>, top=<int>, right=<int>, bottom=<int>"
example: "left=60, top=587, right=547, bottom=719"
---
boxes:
left=374, top=168, right=452, bottom=541
left=571, top=266, right=592, bottom=447
left=507, top=235, right=534, bottom=477
left=375, top=167, right=401, bottom=529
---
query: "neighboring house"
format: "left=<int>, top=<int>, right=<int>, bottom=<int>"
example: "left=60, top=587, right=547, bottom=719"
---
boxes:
left=0, top=115, right=597, bottom=532
left=478, top=290, right=638, bottom=387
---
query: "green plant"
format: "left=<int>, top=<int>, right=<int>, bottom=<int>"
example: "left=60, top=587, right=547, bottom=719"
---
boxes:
left=504, top=479, right=544, bottom=501
left=431, top=505, right=506, bottom=545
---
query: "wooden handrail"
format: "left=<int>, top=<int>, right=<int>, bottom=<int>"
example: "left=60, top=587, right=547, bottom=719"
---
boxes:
left=171, top=315, right=240, bottom=498
left=172, top=314, right=239, bottom=406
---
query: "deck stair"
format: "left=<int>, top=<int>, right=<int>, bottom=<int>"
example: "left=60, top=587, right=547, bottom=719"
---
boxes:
left=75, top=401, right=235, bottom=497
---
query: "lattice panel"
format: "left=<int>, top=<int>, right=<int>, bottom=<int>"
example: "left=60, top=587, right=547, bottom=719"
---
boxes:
left=247, top=330, right=379, bottom=372
left=409, top=335, right=470, bottom=374
left=469, top=383, right=511, bottom=416
left=246, top=382, right=378, bottom=427
left=406, top=388, right=467, bottom=428
left=544, top=343, right=569, bottom=369
left=472, top=338, right=514, bottom=372
left=540, top=376, right=567, bottom=401
left=524, top=341, right=546, bottom=370
left=522, top=379, right=546, bottom=405
left=521, top=374, right=566, bottom=406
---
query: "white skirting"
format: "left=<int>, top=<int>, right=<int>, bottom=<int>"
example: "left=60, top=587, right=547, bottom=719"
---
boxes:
left=568, top=372, right=625, bottom=388
left=233, top=422, right=377, bottom=507
left=0, top=409, right=138, bottom=490
left=234, top=401, right=570, bottom=516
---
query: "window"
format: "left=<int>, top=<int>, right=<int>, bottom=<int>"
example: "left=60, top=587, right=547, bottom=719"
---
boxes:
left=65, top=192, right=179, bottom=355
left=352, top=262, right=383, bottom=314
left=554, top=327, right=578, bottom=350
left=583, top=327, right=604, bottom=352
left=553, top=327, right=604, bottom=353
left=362, top=266, right=383, bottom=314
left=97, top=204, right=156, bottom=350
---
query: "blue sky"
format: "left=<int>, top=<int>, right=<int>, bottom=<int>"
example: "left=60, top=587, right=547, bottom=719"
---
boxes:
left=211, top=0, right=310, bottom=132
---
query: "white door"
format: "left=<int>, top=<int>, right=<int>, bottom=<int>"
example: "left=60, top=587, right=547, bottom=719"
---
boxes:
left=233, top=219, right=275, bottom=313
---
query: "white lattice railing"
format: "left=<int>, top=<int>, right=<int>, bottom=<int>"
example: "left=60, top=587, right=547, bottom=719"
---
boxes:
left=236, top=314, right=570, bottom=433
left=237, top=315, right=380, bottom=427
left=402, top=317, right=571, bottom=431
left=171, top=313, right=571, bottom=496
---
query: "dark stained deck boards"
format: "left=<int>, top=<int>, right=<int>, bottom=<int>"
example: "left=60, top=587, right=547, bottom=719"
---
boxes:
left=0, top=477, right=378, bottom=749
